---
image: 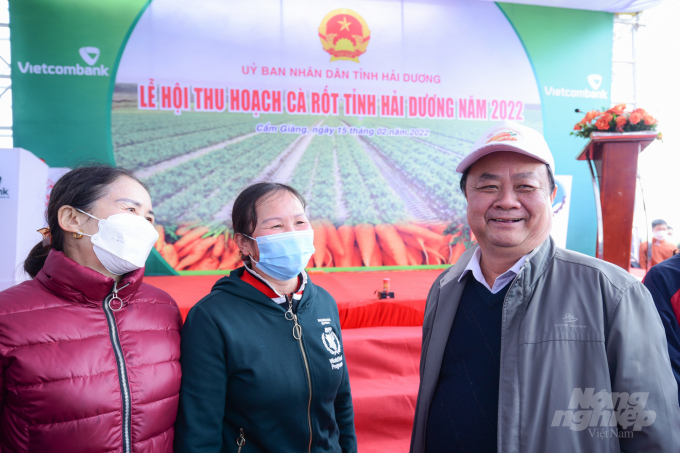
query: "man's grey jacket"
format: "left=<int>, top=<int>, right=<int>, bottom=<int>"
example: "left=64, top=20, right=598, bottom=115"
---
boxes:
left=410, top=237, right=680, bottom=453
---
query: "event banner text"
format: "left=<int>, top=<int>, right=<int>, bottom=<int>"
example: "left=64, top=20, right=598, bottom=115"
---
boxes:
left=137, top=81, right=525, bottom=125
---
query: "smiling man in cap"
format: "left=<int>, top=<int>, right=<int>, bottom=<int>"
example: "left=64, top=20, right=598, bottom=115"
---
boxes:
left=410, top=120, right=680, bottom=453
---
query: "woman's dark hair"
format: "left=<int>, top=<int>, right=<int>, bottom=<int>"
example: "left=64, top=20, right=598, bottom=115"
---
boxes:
left=23, top=164, right=147, bottom=278
left=232, top=182, right=307, bottom=265
left=459, top=163, right=555, bottom=196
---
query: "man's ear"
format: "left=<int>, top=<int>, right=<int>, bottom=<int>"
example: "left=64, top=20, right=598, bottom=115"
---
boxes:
left=550, top=184, right=558, bottom=203
left=58, top=206, right=87, bottom=234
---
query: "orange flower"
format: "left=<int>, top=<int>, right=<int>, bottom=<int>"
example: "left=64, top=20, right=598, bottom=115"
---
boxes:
left=616, top=115, right=627, bottom=128
left=602, top=113, right=613, bottom=123
left=630, top=112, right=642, bottom=125
left=632, top=108, right=647, bottom=116
left=595, top=118, right=610, bottom=130
left=574, top=123, right=582, bottom=131
left=606, top=104, right=626, bottom=116
left=643, top=114, right=657, bottom=126
left=584, top=110, right=600, bottom=123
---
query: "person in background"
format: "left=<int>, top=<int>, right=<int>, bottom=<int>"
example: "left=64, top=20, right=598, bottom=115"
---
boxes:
left=175, top=182, right=356, bottom=453
left=643, top=252, right=680, bottom=404
left=410, top=120, right=680, bottom=453
left=639, top=219, right=677, bottom=269
left=0, top=165, right=182, bottom=452
left=668, top=225, right=674, bottom=238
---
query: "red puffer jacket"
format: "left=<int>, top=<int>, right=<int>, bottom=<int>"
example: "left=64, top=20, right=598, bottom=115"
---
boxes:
left=0, top=250, right=182, bottom=452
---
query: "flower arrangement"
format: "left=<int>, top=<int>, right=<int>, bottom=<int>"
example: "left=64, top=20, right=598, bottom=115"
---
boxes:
left=571, top=104, right=659, bottom=139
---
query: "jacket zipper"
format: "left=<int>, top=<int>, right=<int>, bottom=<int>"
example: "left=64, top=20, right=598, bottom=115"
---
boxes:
left=285, top=296, right=313, bottom=453
left=103, top=281, right=132, bottom=453
left=236, top=428, right=246, bottom=452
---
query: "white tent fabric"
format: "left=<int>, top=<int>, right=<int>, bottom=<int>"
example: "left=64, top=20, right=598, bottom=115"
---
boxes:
left=476, top=0, right=664, bottom=12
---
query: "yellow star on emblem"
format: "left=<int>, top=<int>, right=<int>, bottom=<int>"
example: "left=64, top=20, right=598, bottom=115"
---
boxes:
left=338, top=16, right=352, bottom=31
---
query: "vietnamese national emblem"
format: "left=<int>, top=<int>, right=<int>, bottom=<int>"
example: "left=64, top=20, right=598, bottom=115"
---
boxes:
left=318, top=9, right=371, bottom=63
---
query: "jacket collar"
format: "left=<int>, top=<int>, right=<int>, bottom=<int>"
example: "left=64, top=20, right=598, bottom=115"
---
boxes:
left=520, top=236, right=556, bottom=288
left=212, top=267, right=317, bottom=313
left=440, top=236, right=555, bottom=289
left=242, top=264, right=307, bottom=303
left=35, top=250, right=144, bottom=306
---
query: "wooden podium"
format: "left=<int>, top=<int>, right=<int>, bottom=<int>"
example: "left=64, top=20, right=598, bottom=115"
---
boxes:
left=576, top=132, right=658, bottom=269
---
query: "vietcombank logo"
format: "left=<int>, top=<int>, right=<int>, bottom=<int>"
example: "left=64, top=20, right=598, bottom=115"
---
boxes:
left=543, top=74, right=607, bottom=100
left=16, top=47, right=109, bottom=77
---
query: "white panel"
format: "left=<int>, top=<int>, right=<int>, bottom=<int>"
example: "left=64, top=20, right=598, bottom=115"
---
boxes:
left=0, top=148, right=47, bottom=290
left=551, top=175, right=573, bottom=249
left=0, top=149, right=19, bottom=290
left=15, top=149, right=48, bottom=285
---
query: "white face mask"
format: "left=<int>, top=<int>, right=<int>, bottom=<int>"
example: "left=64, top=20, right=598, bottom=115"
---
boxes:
left=653, top=230, right=668, bottom=242
left=76, top=209, right=159, bottom=275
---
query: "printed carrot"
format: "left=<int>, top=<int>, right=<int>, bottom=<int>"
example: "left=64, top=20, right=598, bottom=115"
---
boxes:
left=405, top=245, right=424, bottom=266
left=425, top=247, right=446, bottom=265
left=154, top=225, right=165, bottom=251
left=226, top=233, right=238, bottom=255
left=195, top=256, right=220, bottom=271
left=382, top=252, right=397, bottom=266
left=400, top=233, right=445, bottom=265
left=176, top=236, right=218, bottom=270
left=177, top=237, right=201, bottom=258
left=212, top=234, right=225, bottom=258
left=174, top=226, right=210, bottom=251
left=312, top=221, right=328, bottom=268
left=219, top=251, right=242, bottom=270
left=394, top=223, right=444, bottom=244
left=355, top=223, right=377, bottom=267
left=175, top=226, right=192, bottom=236
left=439, top=244, right=452, bottom=264
left=375, top=224, right=409, bottom=266
left=160, top=243, right=178, bottom=268
left=369, top=242, right=383, bottom=267
left=324, top=222, right=345, bottom=259
left=224, top=231, right=234, bottom=251
left=426, top=223, right=448, bottom=236
left=336, top=225, right=356, bottom=268
left=323, top=248, right=334, bottom=267
left=186, top=250, right=212, bottom=270
left=351, top=244, right=363, bottom=267
left=399, top=232, right=426, bottom=251
left=450, top=242, right=466, bottom=264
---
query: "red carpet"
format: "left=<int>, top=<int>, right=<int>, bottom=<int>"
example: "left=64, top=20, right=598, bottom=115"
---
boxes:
left=343, top=326, right=421, bottom=453
left=145, top=269, right=444, bottom=328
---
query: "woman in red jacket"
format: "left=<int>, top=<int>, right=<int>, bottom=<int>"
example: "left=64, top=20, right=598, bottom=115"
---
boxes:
left=0, top=165, right=182, bottom=452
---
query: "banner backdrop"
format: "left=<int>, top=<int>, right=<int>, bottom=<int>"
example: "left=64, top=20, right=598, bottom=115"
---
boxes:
left=10, top=0, right=613, bottom=274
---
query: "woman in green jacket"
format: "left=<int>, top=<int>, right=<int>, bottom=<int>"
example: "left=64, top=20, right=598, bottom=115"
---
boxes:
left=175, top=183, right=357, bottom=453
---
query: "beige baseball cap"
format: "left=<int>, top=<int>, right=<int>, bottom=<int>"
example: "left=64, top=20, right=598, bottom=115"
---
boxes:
left=456, top=120, right=555, bottom=175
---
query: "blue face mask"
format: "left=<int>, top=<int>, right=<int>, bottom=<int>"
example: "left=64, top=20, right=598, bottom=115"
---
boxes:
left=245, top=230, right=315, bottom=281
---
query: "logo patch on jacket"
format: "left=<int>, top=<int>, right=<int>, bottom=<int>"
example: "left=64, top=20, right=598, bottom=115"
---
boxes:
left=323, top=327, right=341, bottom=355
left=322, top=327, right=344, bottom=369
left=563, top=313, right=578, bottom=323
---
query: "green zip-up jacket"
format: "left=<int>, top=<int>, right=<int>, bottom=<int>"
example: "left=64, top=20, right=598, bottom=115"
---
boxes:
left=174, top=268, right=357, bottom=453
